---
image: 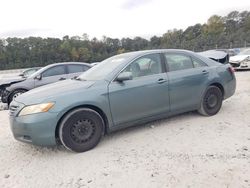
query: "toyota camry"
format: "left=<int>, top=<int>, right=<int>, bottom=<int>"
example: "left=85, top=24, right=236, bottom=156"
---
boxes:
left=9, top=49, right=236, bottom=152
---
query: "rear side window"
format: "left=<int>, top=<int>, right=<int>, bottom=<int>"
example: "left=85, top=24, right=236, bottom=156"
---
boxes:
left=165, top=53, right=193, bottom=72
left=42, top=65, right=66, bottom=77
left=192, top=57, right=207, bottom=68
left=68, top=64, right=89, bottom=74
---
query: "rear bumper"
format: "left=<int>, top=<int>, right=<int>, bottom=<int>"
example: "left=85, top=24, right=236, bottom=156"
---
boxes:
left=223, top=74, right=236, bottom=100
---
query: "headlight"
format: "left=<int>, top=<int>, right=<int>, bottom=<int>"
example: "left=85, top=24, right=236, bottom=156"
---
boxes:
left=18, top=102, right=55, bottom=116
left=243, top=56, right=250, bottom=61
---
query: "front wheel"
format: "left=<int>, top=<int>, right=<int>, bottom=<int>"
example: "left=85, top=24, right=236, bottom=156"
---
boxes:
left=9, top=89, right=27, bottom=104
left=59, top=108, right=104, bottom=152
left=198, top=86, right=223, bottom=116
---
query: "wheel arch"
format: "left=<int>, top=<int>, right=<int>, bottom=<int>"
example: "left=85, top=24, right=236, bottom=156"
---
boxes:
left=8, top=88, right=29, bottom=104
left=55, top=104, right=108, bottom=143
left=209, top=82, right=224, bottom=98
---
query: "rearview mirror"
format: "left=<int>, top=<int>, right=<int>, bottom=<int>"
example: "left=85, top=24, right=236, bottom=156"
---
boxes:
left=35, top=74, right=42, bottom=80
left=116, top=72, right=132, bottom=82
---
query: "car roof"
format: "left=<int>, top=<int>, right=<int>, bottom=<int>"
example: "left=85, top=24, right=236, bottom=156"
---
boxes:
left=106, top=49, right=195, bottom=63
left=46, top=62, right=91, bottom=67
left=119, top=49, right=193, bottom=57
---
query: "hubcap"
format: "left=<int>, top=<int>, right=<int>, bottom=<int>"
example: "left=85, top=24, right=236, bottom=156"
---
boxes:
left=13, top=92, right=23, bottom=99
left=70, top=119, right=95, bottom=144
left=205, top=94, right=218, bottom=109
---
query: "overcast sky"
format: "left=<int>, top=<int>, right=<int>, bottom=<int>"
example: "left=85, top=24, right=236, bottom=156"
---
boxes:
left=1, top=0, right=250, bottom=39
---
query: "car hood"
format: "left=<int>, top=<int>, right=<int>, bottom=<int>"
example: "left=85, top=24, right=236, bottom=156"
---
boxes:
left=230, top=55, right=250, bottom=62
left=15, top=79, right=95, bottom=105
left=0, top=76, right=25, bottom=86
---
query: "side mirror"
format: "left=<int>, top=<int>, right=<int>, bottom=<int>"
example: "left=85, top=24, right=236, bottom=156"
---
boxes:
left=35, top=74, right=42, bottom=80
left=116, top=72, right=132, bottom=82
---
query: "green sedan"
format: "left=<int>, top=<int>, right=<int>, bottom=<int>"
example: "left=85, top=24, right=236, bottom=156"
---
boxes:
left=9, top=49, right=236, bottom=152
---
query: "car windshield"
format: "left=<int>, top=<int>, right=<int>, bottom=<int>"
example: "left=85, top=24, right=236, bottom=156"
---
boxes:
left=239, top=49, right=250, bottom=55
left=27, top=65, right=57, bottom=78
left=78, top=54, right=131, bottom=81
left=22, top=68, right=39, bottom=78
left=27, top=68, right=45, bottom=78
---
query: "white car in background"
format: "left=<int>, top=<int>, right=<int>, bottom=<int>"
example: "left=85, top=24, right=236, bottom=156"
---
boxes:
left=230, top=48, right=250, bottom=70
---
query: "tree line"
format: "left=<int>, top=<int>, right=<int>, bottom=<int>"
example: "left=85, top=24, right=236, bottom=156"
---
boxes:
left=0, top=10, right=250, bottom=70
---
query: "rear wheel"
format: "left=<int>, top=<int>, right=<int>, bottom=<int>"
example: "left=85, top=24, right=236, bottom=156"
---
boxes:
left=59, top=108, right=104, bottom=152
left=198, top=86, right=223, bottom=116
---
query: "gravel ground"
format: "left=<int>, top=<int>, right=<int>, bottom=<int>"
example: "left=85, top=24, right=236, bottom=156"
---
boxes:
left=0, top=72, right=250, bottom=188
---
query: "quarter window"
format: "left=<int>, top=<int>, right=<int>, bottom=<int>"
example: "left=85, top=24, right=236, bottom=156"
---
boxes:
left=192, top=57, right=207, bottom=68
left=165, top=53, right=193, bottom=72
left=42, top=66, right=66, bottom=77
left=122, top=53, right=162, bottom=79
left=68, top=64, right=89, bottom=73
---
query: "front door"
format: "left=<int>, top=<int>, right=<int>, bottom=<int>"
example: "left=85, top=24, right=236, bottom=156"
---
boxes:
left=35, top=65, right=67, bottom=88
left=108, top=53, right=170, bottom=126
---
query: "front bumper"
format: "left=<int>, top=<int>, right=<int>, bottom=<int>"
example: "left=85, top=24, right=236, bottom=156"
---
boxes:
left=1, top=89, right=10, bottom=103
left=230, top=61, right=250, bottom=70
left=9, top=100, right=59, bottom=146
left=0, top=88, right=4, bottom=101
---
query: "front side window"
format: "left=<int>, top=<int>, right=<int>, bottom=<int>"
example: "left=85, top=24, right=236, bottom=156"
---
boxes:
left=122, top=53, right=162, bottom=79
left=165, top=53, right=193, bottom=72
left=42, top=66, right=66, bottom=77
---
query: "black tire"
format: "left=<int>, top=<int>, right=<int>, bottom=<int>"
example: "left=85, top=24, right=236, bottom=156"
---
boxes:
left=198, top=86, right=223, bottom=116
left=59, top=108, right=104, bottom=152
left=9, top=89, right=27, bottom=104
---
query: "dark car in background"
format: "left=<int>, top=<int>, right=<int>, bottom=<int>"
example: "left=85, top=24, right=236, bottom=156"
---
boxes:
left=0, top=67, right=41, bottom=100
left=198, top=50, right=229, bottom=64
left=1, top=62, right=92, bottom=104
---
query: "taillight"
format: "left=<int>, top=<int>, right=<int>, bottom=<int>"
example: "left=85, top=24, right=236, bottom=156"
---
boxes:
left=228, top=66, right=235, bottom=74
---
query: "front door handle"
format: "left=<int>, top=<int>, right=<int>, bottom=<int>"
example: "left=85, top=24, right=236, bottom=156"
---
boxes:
left=202, top=70, right=209, bottom=75
left=59, top=77, right=66, bottom=81
left=157, top=78, right=167, bottom=84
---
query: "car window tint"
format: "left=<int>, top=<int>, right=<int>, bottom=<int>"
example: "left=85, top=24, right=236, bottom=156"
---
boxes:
left=123, top=53, right=162, bottom=79
left=165, top=53, right=194, bottom=71
left=192, top=57, right=207, bottom=68
left=42, top=66, right=66, bottom=77
left=83, top=65, right=90, bottom=71
left=23, top=69, right=37, bottom=77
left=68, top=64, right=89, bottom=73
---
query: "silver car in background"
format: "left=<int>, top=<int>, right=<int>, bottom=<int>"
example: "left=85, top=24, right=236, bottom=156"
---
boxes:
left=230, top=48, right=250, bottom=70
left=1, top=62, right=92, bottom=104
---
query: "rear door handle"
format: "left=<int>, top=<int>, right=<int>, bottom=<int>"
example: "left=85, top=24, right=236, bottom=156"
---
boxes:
left=59, top=77, right=66, bottom=81
left=202, top=70, right=209, bottom=75
left=157, top=78, right=167, bottom=84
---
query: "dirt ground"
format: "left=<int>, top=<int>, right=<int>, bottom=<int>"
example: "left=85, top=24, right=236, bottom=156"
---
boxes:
left=0, top=72, right=250, bottom=188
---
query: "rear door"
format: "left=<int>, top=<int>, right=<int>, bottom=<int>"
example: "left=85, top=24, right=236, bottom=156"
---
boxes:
left=164, top=52, right=209, bottom=111
left=108, top=53, right=170, bottom=126
left=35, top=65, right=67, bottom=87
left=67, top=64, right=90, bottom=78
